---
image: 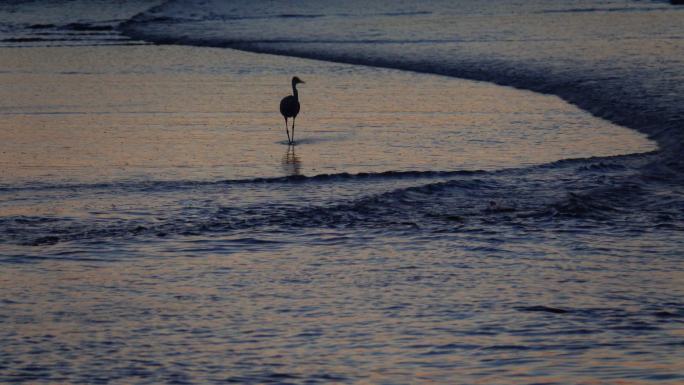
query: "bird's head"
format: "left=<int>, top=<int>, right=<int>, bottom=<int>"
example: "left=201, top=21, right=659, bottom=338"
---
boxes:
left=292, top=76, right=305, bottom=85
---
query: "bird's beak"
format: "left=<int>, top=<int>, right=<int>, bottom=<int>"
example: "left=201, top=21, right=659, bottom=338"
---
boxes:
left=300, top=80, right=306, bottom=84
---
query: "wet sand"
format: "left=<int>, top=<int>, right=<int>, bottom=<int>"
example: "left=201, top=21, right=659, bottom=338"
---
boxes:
left=0, top=45, right=654, bottom=186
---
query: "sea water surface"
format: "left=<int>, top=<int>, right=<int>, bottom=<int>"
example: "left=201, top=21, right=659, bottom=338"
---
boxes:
left=1, top=1, right=684, bottom=384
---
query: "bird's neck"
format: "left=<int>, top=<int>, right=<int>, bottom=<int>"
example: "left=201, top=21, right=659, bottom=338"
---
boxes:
left=292, top=83, right=299, bottom=100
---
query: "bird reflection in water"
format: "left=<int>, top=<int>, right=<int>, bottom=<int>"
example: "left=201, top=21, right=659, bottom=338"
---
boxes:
left=281, top=144, right=302, bottom=176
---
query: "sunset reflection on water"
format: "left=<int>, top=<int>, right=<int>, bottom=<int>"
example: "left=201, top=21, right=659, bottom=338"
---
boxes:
left=0, top=45, right=654, bottom=186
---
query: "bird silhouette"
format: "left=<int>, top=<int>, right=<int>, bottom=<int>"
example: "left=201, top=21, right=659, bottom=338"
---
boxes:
left=280, top=76, right=305, bottom=144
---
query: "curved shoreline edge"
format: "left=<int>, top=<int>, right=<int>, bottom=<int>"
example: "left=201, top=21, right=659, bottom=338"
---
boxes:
left=224, top=42, right=679, bottom=156
left=117, top=26, right=682, bottom=175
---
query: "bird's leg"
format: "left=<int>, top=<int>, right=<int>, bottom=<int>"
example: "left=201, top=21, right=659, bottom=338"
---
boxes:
left=284, top=118, right=291, bottom=144
left=291, top=117, right=296, bottom=144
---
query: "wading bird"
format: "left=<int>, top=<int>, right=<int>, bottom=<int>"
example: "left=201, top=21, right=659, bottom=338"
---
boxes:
left=280, top=76, right=305, bottom=144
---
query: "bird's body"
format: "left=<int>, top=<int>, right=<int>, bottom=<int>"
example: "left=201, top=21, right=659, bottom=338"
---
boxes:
left=279, top=95, right=300, bottom=119
left=280, top=76, right=304, bottom=144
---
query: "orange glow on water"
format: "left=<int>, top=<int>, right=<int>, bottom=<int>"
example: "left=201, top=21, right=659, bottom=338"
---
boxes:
left=0, top=45, right=655, bottom=185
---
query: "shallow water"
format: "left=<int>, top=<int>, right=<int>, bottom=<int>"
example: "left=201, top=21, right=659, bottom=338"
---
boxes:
left=0, top=45, right=653, bottom=185
left=123, top=0, right=684, bottom=151
left=1, top=1, right=683, bottom=384
left=3, top=235, right=684, bottom=384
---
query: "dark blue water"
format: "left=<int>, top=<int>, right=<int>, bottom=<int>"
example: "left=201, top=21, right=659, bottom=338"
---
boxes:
left=1, top=1, right=684, bottom=384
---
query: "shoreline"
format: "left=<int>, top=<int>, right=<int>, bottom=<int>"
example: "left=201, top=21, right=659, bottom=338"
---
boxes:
left=117, top=24, right=682, bottom=172
left=1, top=43, right=654, bottom=187
left=2, top=3, right=684, bottom=385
